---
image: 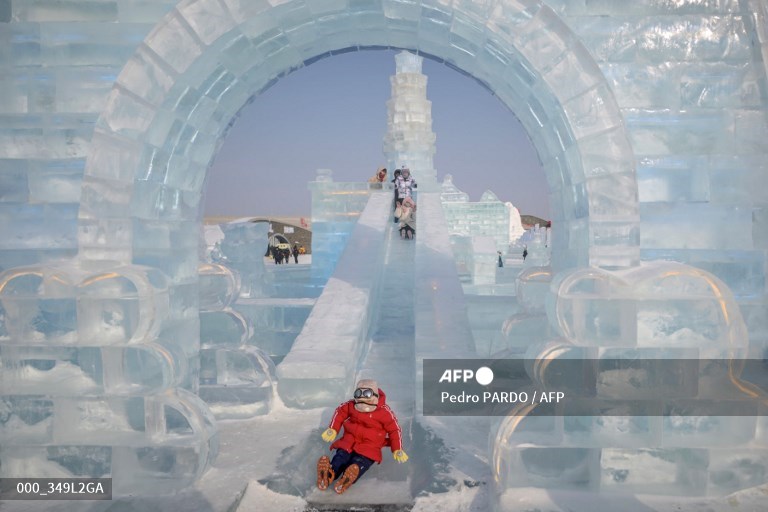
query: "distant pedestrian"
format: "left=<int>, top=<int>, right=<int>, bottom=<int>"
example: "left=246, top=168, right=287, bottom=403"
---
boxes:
left=522, top=247, right=528, bottom=261
left=283, top=248, right=291, bottom=264
left=293, top=243, right=300, bottom=264
left=271, top=246, right=279, bottom=264
left=498, top=251, right=503, bottom=268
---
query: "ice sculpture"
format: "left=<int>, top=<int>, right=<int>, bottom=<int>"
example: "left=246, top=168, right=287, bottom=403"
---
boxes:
left=440, top=176, right=512, bottom=253
left=383, top=51, right=437, bottom=185
left=1, top=0, right=767, bottom=504
left=0, top=261, right=218, bottom=495
left=505, top=202, right=526, bottom=243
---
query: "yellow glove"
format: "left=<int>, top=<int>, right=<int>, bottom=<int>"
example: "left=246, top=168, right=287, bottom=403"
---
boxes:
left=393, top=449, right=409, bottom=463
left=321, top=428, right=337, bottom=442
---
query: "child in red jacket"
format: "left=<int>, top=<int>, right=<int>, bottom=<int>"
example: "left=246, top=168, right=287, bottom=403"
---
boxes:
left=316, top=379, right=409, bottom=494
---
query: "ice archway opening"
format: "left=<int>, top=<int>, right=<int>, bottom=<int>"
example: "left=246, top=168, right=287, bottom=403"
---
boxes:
left=79, top=0, right=640, bottom=278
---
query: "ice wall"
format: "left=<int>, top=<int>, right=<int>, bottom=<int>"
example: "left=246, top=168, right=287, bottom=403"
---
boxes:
left=440, top=176, right=512, bottom=254
left=308, top=169, right=373, bottom=282
left=557, top=1, right=768, bottom=351
left=0, top=261, right=218, bottom=495
left=469, top=236, right=498, bottom=286
left=493, top=262, right=766, bottom=499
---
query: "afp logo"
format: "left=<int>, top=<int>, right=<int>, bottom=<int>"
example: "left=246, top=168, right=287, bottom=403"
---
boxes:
left=438, top=366, right=494, bottom=386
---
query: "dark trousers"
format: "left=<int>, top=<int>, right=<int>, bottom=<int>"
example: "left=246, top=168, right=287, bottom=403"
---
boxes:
left=330, top=449, right=375, bottom=480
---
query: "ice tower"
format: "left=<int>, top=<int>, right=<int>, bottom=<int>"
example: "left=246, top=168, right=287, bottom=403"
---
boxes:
left=1, top=0, right=768, bottom=508
left=383, top=51, right=437, bottom=185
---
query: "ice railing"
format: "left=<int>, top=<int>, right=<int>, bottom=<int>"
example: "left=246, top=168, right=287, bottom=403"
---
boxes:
left=276, top=191, right=393, bottom=408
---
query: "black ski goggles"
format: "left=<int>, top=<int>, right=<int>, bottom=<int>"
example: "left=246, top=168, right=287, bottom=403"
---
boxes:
left=354, top=388, right=379, bottom=399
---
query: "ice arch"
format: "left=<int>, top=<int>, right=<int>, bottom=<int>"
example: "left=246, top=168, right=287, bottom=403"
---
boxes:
left=79, top=0, right=639, bottom=276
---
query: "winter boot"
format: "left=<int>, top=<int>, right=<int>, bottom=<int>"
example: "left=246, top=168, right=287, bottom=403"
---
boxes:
left=316, top=456, right=334, bottom=491
left=333, top=463, right=360, bottom=494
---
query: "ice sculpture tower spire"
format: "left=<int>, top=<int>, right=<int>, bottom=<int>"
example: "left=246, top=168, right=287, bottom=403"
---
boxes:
left=383, top=51, right=437, bottom=185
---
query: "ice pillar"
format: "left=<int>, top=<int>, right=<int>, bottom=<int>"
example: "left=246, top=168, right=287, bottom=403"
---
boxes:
left=383, top=51, right=437, bottom=186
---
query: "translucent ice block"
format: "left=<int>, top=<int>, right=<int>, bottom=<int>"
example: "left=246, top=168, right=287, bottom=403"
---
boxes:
left=198, top=346, right=275, bottom=419
left=0, top=262, right=169, bottom=346
left=198, top=262, right=241, bottom=312
left=199, top=310, right=251, bottom=347
left=1, top=342, right=188, bottom=396
left=217, top=220, right=272, bottom=298
left=550, top=261, right=749, bottom=351
left=1, top=389, right=218, bottom=497
left=516, top=266, right=552, bottom=314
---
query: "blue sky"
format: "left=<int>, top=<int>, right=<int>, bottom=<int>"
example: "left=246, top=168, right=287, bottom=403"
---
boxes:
left=203, top=49, right=550, bottom=219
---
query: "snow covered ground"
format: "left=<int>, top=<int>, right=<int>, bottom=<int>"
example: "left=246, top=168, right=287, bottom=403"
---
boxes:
left=4, top=386, right=768, bottom=512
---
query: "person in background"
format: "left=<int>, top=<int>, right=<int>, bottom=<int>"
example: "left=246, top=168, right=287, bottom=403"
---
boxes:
left=399, top=196, right=416, bottom=239
left=292, top=242, right=300, bottom=264
left=394, top=167, right=417, bottom=205
left=498, top=251, right=504, bottom=267
left=368, top=167, right=387, bottom=188
left=522, top=246, right=528, bottom=261
left=391, top=169, right=402, bottom=221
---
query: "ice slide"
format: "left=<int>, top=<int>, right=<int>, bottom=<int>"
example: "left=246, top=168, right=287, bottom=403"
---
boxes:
left=305, top=195, right=418, bottom=509
left=294, top=191, right=481, bottom=510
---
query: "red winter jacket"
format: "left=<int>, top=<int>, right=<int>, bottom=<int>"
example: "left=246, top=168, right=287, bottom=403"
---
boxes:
left=328, top=389, right=403, bottom=463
